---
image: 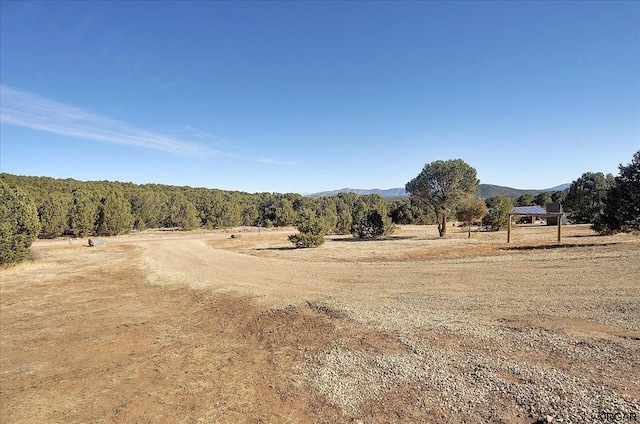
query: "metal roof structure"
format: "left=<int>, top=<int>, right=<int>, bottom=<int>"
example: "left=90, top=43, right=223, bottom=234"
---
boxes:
left=509, top=206, right=548, bottom=215
left=507, top=204, right=565, bottom=244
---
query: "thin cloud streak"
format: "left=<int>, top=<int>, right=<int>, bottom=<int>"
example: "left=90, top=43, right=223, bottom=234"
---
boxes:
left=256, top=158, right=298, bottom=166
left=186, top=125, right=243, bottom=155
left=0, top=86, right=217, bottom=158
left=186, top=125, right=221, bottom=140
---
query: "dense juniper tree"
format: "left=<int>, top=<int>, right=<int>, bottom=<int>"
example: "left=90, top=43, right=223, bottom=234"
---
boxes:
left=350, top=195, right=394, bottom=238
left=315, top=196, right=339, bottom=234
left=288, top=208, right=326, bottom=248
left=482, top=196, right=514, bottom=231
left=240, top=202, right=260, bottom=227
left=515, top=194, right=535, bottom=207
left=69, top=189, right=99, bottom=237
left=333, top=193, right=355, bottom=235
left=38, top=194, right=70, bottom=238
left=533, top=192, right=553, bottom=207
left=389, top=197, right=434, bottom=225
left=563, top=172, right=612, bottom=224
left=594, top=151, right=640, bottom=234
left=95, top=189, right=134, bottom=236
left=165, top=192, right=200, bottom=230
left=260, top=194, right=296, bottom=227
left=1, top=181, right=41, bottom=266
left=129, top=187, right=169, bottom=230
left=455, top=196, right=487, bottom=238
left=216, top=195, right=243, bottom=228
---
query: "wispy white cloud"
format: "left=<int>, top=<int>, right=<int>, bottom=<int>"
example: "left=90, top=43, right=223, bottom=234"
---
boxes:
left=185, top=126, right=242, bottom=159
left=186, top=125, right=220, bottom=140
left=186, top=125, right=242, bottom=150
left=0, top=85, right=217, bottom=158
left=256, top=157, right=298, bottom=166
left=185, top=126, right=301, bottom=168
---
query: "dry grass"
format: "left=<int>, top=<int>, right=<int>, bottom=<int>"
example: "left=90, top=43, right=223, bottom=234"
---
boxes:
left=1, top=224, right=638, bottom=423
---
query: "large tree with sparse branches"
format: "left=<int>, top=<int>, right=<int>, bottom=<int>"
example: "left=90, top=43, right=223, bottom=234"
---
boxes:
left=406, top=159, right=479, bottom=237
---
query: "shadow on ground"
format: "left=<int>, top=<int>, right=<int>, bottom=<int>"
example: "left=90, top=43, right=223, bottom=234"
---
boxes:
left=503, top=242, right=618, bottom=251
left=254, top=246, right=298, bottom=251
left=329, top=235, right=416, bottom=243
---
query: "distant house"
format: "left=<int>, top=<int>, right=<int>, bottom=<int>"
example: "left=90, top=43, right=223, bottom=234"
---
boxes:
left=510, top=203, right=563, bottom=226
left=510, top=205, right=547, bottom=225
left=508, top=203, right=565, bottom=244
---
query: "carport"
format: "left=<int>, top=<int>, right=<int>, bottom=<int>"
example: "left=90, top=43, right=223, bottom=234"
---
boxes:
left=507, top=206, right=564, bottom=244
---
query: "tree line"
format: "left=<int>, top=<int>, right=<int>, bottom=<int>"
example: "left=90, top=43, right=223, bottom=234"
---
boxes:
left=0, top=173, right=401, bottom=242
left=0, top=170, right=573, bottom=244
left=2, top=150, right=638, bottom=265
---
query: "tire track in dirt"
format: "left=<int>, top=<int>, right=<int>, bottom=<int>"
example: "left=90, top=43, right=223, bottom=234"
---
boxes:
left=137, top=237, right=426, bottom=307
left=4, top=227, right=639, bottom=422
left=1, top=243, right=389, bottom=423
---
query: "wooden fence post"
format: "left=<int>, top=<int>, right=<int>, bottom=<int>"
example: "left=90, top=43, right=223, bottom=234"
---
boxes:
left=557, top=214, right=562, bottom=244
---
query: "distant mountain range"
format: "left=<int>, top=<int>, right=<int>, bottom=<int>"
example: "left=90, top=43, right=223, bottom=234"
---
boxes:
left=309, top=183, right=570, bottom=200
left=309, top=187, right=409, bottom=198
left=478, top=183, right=570, bottom=199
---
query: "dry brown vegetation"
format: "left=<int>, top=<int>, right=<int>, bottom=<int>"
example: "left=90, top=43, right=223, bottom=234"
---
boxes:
left=1, top=224, right=639, bottom=423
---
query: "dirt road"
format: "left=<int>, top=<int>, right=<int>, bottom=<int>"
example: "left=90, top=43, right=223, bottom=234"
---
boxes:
left=2, top=225, right=639, bottom=422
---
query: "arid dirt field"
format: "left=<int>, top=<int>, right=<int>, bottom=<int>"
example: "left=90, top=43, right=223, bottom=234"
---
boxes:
left=2, top=224, right=639, bottom=423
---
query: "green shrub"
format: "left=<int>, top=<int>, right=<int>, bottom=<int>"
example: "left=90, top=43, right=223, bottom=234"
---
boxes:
left=288, top=209, right=325, bottom=248
left=455, top=196, right=486, bottom=238
left=482, top=196, right=514, bottom=231
left=288, top=231, right=325, bottom=248
left=351, top=209, right=394, bottom=239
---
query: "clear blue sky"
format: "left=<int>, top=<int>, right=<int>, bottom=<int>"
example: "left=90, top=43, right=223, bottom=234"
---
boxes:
left=1, top=1, right=638, bottom=194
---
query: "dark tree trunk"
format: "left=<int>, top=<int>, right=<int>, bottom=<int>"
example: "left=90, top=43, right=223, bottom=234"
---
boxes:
left=439, top=215, right=447, bottom=237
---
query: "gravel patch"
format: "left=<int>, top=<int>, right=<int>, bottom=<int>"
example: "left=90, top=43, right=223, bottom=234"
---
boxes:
left=298, top=297, right=639, bottom=422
